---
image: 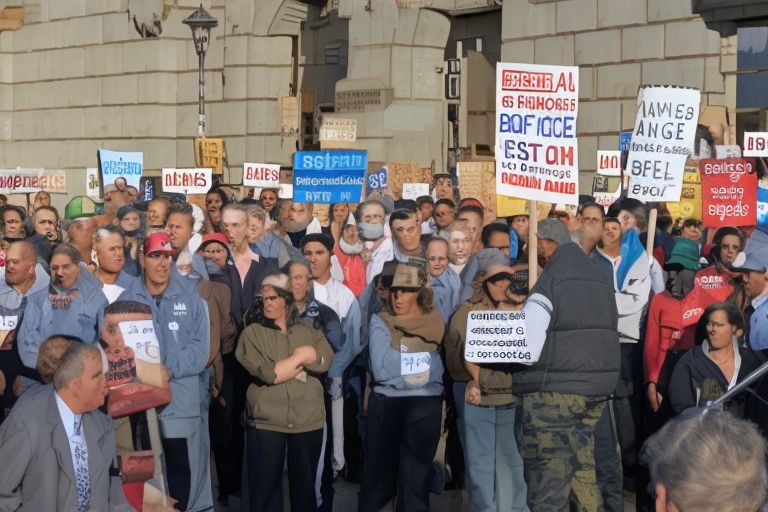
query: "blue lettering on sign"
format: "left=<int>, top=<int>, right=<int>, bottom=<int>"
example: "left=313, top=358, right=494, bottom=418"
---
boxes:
left=293, top=150, right=368, bottom=204
left=98, top=149, right=144, bottom=189
left=619, top=131, right=632, bottom=152
left=367, top=168, right=388, bottom=192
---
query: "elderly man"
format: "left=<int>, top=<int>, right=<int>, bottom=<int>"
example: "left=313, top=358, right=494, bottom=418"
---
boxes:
left=63, top=197, right=98, bottom=264
left=515, top=218, right=620, bottom=511
left=18, top=243, right=107, bottom=369
left=0, top=241, right=50, bottom=421
left=0, top=343, right=130, bottom=510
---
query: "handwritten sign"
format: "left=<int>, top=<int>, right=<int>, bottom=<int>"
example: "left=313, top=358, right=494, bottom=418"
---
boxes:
left=86, top=167, right=101, bottom=199
left=592, top=176, right=621, bottom=210
left=387, top=163, right=433, bottom=198
left=465, top=310, right=540, bottom=364
left=402, top=183, right=430, bottom=200
left=194, top=137, right=224, bottom=175
left=0, top=169, right=67, bottom=194
left=98, top=150, right=143, bottom=190
left=319, top=118, right=357, bottom=142
left=119, top=320, right=161, bottom=364
left=597, top=150, right=622, bottom=177
left=458, top=161, right=497, bottom=222
left=666, top=167, right=702, bottom=221
left=366, top=167, right=388, bottom=193
left=400, top=351, right=431, bottom=376
left=715, top=145, right=742, bottom=159
left=699, top=158, right=757, bottom=227
left=243, top=163, right=280, bottom=188
left=626, top=86, right=700, bottom=202
left=495, top=62, right=579, bottom=205
left=161, top=168, right=213, bottom=195
left=293, top=150, right=367, bottom=203
left=744, top=132, right=768, bottom=157
left=279, top=96, right=299, bottom=136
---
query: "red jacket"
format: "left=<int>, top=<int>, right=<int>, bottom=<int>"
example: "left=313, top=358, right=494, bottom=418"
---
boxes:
left=334, top=241, right=366, bottom=297
left=643, top=285, right=715, bottom=385
left=694, top=265, right=735, bottom=303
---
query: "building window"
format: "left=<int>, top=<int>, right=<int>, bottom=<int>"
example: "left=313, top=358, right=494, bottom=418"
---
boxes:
left=325, top=42, right=347, bottom=65
left=737, top=26, right=768, bottom=109
left=456, top=37, right=484, bottom=58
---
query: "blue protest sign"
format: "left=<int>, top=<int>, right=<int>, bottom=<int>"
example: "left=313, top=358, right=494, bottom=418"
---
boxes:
left=98, top=149, right=143, bottom=190
left=619, top=131, right=632, bottom=152
left=293, top=150, right=367, bottom=203
left=367, top=167, right=388, bottom=193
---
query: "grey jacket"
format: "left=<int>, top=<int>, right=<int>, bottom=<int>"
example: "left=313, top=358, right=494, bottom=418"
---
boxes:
left=0, top=385, right=130, bottom=511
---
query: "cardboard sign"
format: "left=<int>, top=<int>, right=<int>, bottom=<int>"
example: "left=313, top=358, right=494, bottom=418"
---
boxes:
left=243, top=163, right=281, bottom=188
left=402, top=183, right=430, bottom=200
left=495, top=62, right=579, bottom=205
left=279, top=96, right=299, bottom=136
left=666, top=167, right=702, bottom=221
left=400, top=351, right=431, bottom=376
left=387, top=163, right=433, bottom=199
left=626, top=86, right=701, bottom=202
left=0, top=169, right=67, bottom=194
left=194, top=137, right=224, bottom=175
left=715, top=145, right=742, bottom=159
left=458, top=161, right=497, bottom=222
left=86, top=167, right=101, bottom=199
left=597, top=150, right=622, bottom=177
left=464, top=310, right=540, bottom=364
left=120, top=320, right=162, bottom=364
left=98, top=150, right=143, bottom=190
left=699, top=158, right=757, bottom=227
left=161, top=168, right=213, bottom=195
left=744, top=132, right=768, bottom=157
left=293, top=150, right=367, bottom=203
left=319, top=118, right=357, bottom=142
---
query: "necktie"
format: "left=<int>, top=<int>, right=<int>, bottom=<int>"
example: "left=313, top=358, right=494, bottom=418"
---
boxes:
left=72, top=415, right=91, bottom=511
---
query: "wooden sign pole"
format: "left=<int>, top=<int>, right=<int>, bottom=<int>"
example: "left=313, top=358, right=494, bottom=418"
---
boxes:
left=646, top=208, right=658, bottom=257
left=146, top=407, right=168, bottom=505
left=528, top=200, right=539, bottom=289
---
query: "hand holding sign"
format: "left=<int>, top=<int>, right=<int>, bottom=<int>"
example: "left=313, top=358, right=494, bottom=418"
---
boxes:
left=464, top=310, right=541, bottom=365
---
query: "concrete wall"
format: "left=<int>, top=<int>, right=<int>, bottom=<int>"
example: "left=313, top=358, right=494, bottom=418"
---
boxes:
left=500, top=0, right=729, bottom=193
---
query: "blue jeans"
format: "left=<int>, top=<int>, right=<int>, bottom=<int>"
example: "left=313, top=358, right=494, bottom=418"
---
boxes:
left=464, top=403, right=528, bottom=512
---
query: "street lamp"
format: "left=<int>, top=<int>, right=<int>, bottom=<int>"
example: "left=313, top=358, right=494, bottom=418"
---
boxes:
left=183, top=4, right=218, bottom=137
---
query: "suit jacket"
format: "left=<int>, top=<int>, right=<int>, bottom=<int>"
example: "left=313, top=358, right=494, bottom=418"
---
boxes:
left=0, top=384, right=130, bottom=511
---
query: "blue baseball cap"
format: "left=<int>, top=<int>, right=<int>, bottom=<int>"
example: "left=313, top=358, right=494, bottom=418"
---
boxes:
left=733, top=249, right=768, bottom=273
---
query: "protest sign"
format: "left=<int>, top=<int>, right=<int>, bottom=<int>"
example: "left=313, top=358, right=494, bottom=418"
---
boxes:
left=495, top=62, right=579, bottom=205
left=98, top=150, right=143, bottom=190
left=758, top=185, right=768, bottom=225
left=366, top=167, right=388, bottom=194
left=402, top=183, right=430, bottom=200
left=278, top=183, right=293, bottom=199
left=319, top=118, right=357, bottom=142
left=597, top=150, right=622, bottom=177
left=699, top=158, right=757, bottom=227
left=86, top=167, right=101, bottom=199
left=293, top=150, right=367, bottom=203
left=387, top=163, right=433, bottom=199
left=400, top=352, right=431, bottom=376
left=464, top=310, right=541, bottom=364
left=194, top=137, right=224, bottom=175
left=161, top=168, right=213, bottom=194
left=458, top=161, right=497, bottom=222
left=715, top=145, right=742, bottom=159
left=626, top=86, right=700, bottom=202
left=279, top=96, right=299, bottom=136
left=744, top=132, right=768, bottom=157
left=243, top=163, right=281, bottom=188
left=0, top=168, right=67, bottom=194
left=666, top=167, right=702, bottom=221
left=592, top=175, right=621, bottom=209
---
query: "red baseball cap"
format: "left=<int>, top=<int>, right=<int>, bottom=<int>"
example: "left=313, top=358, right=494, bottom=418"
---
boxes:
left=143, top=232, right=175, bottom=256
left=459, top=197, right=484, bottom=210
left=199, top=232, right=231, bottom=254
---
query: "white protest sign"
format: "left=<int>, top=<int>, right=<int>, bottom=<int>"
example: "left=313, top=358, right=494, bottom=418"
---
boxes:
left=626, top=86, right=700, bottom=202
left=319, top=118, right=357, bottom=142
left=744, top=132, right=768, bottom=157
left=119, top=320, right=161, bottom=364
left=400, top=351, right=431, bottom=376
left=86, top=167, right=101, bottom=199
left=715, top=145, right=742, bottom=159
left=161, top=168, right=213, bottom=194
left=495, top=62, right=579, bottom=205
left=464, top=310, right=540, bottom=364
left=402, top=183, right=430, bottom=200
left=243, top=163, right=280, bottom=188
left=596, top=150, right=621, bottom=177
left=278, top=183, right=293, bottom=199
left=0, top=169, right=67, bottom=194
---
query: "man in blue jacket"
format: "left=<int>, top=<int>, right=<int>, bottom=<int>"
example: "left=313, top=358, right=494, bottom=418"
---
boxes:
left=119, top=231, right=212, bottom=511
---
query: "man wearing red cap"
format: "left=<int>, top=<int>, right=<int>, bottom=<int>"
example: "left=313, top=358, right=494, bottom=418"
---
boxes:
left=118, top=231, right=213, bottom=511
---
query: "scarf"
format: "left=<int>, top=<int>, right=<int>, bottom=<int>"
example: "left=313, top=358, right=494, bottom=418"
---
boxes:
left=379, top=308, right=445, bottom=352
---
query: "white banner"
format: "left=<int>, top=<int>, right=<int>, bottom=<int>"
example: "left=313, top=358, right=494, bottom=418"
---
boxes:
left=596, top=150, right=621, bottom=177
left=744, top=132, right=768, bottom=157
left=464, top=310, right=540, bottom=365
left=319, top=118, right=357, bottom=142
left=402, top=183, right=430, bottom=200
left=243, top=163, right=280, bottom=188
left=626, top=86, right=700, bottom=202
left=161, top=168, right=213, bottom=195
left=495, top=62, right=579, bottom=205
left=0, top=168, right=67, bottom=194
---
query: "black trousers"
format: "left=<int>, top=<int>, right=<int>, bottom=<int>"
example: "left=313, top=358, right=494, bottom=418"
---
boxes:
left=358, top=393, right=442, bottom=512
left=209, top=353, right=246, bottom=498
left=161, top=437, right=191, bottom=511
left=245, top=426, right=323, bottom=512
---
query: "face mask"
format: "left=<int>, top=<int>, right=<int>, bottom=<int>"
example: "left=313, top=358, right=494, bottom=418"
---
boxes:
left=120, top=227, right=141, bottom=238
left=358, top=222, right=385, bottom=241
left=339, top=237, right=364, bottom=254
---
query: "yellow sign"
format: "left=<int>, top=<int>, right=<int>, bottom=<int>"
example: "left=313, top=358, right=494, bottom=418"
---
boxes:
left=666, top=167, right=702, bottom=221
left=194, top=138, right=224, bottom=175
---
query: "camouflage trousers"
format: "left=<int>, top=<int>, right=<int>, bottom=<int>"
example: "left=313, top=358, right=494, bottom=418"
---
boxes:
left=519, top=392, right=605, bottom=512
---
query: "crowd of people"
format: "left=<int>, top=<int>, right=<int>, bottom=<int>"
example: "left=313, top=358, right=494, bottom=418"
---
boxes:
left=0, top=168, right=765, bottom=512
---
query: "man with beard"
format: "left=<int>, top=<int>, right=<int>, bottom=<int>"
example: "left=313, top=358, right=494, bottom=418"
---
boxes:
left=18, top=243, right=107, bottom=369
left=0, top=240, right=50, bottom=422
left=284, top=201, right=314, bottom=248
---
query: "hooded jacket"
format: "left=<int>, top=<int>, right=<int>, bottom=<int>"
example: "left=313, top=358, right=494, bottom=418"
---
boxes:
left=118, top=271, right=210, bottom=421
left=512, top=242, right=620, bottom=397
left=18, top=267, right=107, bottom=369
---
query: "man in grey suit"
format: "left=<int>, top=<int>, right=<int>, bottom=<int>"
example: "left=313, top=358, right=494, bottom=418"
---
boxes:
left=0, top=342, right=130, bottom=511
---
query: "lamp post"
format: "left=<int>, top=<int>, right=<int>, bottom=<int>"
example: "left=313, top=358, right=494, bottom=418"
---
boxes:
left=182, top=4, right=218, bottom=137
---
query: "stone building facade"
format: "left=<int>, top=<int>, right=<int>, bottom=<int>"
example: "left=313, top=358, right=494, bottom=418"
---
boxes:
left=0, top=0, right=747, bottom=205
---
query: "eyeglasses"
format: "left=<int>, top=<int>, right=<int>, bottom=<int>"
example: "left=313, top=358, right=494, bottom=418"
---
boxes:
left=262, top=295, right=281, bottom=303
